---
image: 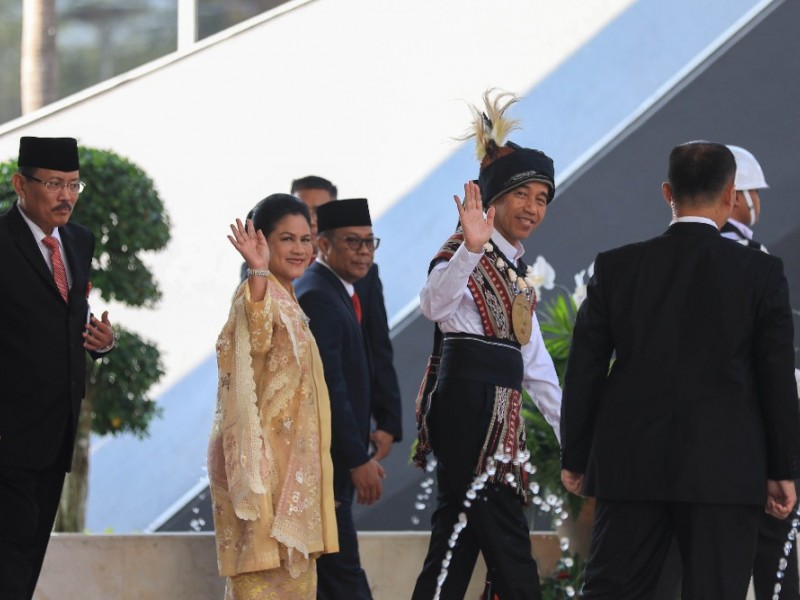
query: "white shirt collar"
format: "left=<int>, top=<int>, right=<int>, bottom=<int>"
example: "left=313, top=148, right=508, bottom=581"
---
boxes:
left=316, top=256, right=355, bottom=296
left=669, top=215, right=719, bottom=229
left=491, top=229, right=525, bottom=265
left=725, top=218, right=753, bottom=240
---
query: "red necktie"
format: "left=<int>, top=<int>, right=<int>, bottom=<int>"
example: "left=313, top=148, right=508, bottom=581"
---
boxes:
left=351, top=291, right=362, bottom=324
left=43, top=236, right=69, bottom=303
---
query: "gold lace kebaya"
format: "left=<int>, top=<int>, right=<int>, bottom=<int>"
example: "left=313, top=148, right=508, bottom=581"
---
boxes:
left=208, top=276, right=338, bottom=599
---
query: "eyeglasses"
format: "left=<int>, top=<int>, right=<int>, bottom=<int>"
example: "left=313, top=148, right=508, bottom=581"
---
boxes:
left=336, top=236, right=381, bottom=251
left=25, top=174, right=86, bottom=195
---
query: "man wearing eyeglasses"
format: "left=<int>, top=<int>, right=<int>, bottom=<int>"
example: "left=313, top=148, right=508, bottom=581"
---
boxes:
left=295, top=198, right=391, bottom=600
left=290, top=176, right=403, bottom=466
left=0, top=137, right=114, bottom=600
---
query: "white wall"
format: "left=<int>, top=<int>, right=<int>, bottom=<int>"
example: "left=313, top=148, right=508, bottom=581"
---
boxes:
left=34, top=532, right=562, bottom=600
left=0, top=0, right=635, bottom=393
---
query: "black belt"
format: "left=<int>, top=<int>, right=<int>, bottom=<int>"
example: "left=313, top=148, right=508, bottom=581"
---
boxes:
left=439, top=332, right=523, bottom=389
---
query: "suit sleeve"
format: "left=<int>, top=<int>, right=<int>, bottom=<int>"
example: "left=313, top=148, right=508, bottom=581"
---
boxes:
left=753, top=257, right=800, bottom=480
left=299, top=288, right=371, bottom=471
left=560, top=252, right=615, bottom=474
left=358, top=265, right=403, bottom=441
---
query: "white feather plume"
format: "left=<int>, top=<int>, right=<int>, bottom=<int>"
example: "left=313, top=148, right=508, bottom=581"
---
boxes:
left=459, top=88, right=521, bottom=162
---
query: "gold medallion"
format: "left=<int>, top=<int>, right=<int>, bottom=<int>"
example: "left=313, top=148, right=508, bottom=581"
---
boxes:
left=511, top=293, right=532, bottom=344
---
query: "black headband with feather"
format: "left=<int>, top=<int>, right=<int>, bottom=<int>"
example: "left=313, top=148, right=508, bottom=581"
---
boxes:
left=461, top=89, right=555, bottom=207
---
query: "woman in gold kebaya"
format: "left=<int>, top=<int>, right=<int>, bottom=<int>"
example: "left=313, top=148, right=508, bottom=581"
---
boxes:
left=208, top=194, right=338, bottom=600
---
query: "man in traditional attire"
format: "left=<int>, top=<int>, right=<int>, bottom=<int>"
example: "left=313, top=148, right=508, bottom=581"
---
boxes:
left=411, top=91, right=562, bottom=600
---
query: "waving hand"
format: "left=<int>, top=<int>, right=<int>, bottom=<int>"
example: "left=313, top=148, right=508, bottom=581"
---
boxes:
left=455, top=182, right=495, bottom=253
left=228, top=218, right=269, bottom=270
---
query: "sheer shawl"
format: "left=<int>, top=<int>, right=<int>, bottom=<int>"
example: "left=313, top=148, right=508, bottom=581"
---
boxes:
left=208, top=278, right=337, bottom=578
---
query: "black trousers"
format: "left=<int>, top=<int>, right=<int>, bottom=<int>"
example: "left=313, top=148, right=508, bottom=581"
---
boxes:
left=652, top=499, right=800, bottom=600
left=582, top=498, right=761, bottom=600
left=317, top=477, right=372, bottom=600
left=412, top=375, right=541, bottom=600
left=0, top=464, right=66, bottom=600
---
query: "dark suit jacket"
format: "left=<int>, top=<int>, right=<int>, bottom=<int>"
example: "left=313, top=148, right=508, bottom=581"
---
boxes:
left=295, top=261, right=372, bottom=479
left=561, top=222, right=800, bottom=505
left=0, top=203, right=99, bottom=471
left=354, top=263, right=403, bottom=441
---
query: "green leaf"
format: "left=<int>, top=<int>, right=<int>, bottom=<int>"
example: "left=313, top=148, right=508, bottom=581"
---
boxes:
left=88, top=326, right=164, bottom=437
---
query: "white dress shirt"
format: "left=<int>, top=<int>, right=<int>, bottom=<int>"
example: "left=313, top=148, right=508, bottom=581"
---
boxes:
left=720, top=217, right=753, bottom=240
left=720, top=217, right=769, bottom=253
left=420, top=229, right=562, bottom=443
left=316, top=256, right=356, bottom=296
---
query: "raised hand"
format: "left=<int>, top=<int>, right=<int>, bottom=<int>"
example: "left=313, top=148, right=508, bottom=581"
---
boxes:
left=454, top=181, right=495, bottom=253
left=228, top=218, right=269, bottom=270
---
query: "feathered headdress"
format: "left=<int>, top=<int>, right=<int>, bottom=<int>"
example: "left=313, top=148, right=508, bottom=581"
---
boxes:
left=460, top=88, right=557, bottom=207
left=461, top=89, right=521, bottom=168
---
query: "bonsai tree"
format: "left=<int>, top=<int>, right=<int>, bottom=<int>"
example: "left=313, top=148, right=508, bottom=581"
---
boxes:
left=0, top=145, right=170, bottom=530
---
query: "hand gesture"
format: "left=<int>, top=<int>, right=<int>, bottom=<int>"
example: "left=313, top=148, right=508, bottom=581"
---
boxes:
left=351, top=459, right=385, bottom=505
left=228, top=218, right=269, bottom=270
left=84, top=310, right=114, bottom=351
left=454, top=181, right=495, bottom=253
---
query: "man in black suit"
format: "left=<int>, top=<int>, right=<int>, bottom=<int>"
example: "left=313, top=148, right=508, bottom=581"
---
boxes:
left=295, top=198, right=384, bottom=600
left=291, top=175, right=402, bottom=460
left=560, top=141, right=800, bottom=599
left=0, top=137, right=115, bottom=599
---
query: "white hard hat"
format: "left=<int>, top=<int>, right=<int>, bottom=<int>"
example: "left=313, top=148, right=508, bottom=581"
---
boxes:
left=727, top=145, right=769, bottom=191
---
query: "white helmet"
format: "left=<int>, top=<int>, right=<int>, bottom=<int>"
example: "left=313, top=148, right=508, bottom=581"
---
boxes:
left=727, top=145, right=769, bottom=191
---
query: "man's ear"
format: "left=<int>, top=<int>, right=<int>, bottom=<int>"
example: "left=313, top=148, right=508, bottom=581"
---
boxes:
left=722, top=181, right=736, bottom=210
left=317, top=234, right=331, bottom=257
left=661, top=182, right=673, bottom=207
left=11, top=173, right=25, bottom=198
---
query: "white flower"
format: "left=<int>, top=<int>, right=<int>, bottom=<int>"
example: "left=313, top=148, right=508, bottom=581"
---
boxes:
left=572, top=270, right=587, bottom=307
left=529, top=256, right=556, bottom=296
left=495, top=257, right=505, bottom=269
left=483, top=242, right=494, bottom=253
left=571, top=261, right=595, bottom=308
